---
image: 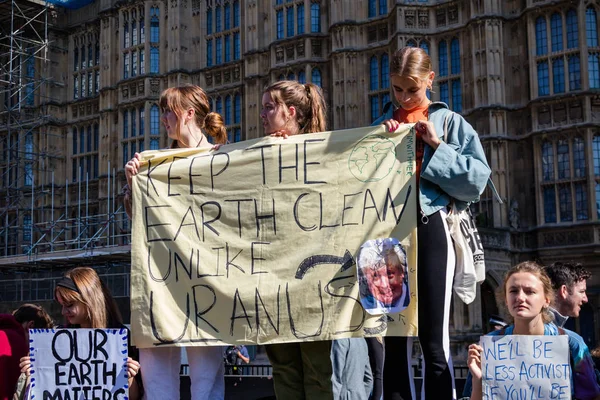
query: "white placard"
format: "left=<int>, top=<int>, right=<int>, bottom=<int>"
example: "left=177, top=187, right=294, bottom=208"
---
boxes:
left=29, top=328, right=129, bottom=400
left=481, top=335, right=571, bottom=400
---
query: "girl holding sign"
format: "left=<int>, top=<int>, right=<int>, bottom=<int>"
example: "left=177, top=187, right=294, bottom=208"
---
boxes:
left=18, top=268, right=144, bottom=399
left=467, top=262, right=600, bottom=400
left=54, top=267, right=144, bottom=399
left=260, top=80, right=334, bottom=400
left=373, top=47, right=492, bottom=399
left=124, top=85, right=228, bottom=400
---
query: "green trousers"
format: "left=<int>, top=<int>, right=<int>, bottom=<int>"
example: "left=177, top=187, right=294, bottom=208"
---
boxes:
left=266, top=341, right=334, bottom=400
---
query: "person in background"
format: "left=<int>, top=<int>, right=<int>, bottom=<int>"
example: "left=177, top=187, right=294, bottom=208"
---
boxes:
left=124, top=85, right=228, bottom=400
left=488, top=314, right=507, bottom=331
left=0, top=313, right=27, bottom=400
left=331, top=338, right=373, bottom=400
left=466, top=261, right=600, bottom=400
left=544, top=261, right=591, bottom=327
left=225, top=345, right=250, bottom=386
left=373, top=46, right=491, bottom=400
left=18, top=267, right=143, bottom=399
left=12, top=304, right=54, bottom=400
left=260, top=80, right=333, bottom=400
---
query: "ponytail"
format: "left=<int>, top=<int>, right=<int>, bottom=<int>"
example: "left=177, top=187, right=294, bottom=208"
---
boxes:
left=203, top=111, right=228, bottom=144
left=264, top=80, right=328, bottom=135
left=303, top=83, right=327, bottom=134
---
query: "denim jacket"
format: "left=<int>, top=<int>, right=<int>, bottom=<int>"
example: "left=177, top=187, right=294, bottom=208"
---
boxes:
left=372, top=101, right=495, bottom=216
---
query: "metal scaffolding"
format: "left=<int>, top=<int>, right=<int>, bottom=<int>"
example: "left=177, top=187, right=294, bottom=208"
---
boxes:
left=0, top=0, right=131, bottom=271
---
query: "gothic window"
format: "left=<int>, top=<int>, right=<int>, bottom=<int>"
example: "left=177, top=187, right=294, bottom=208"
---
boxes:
left=225, top=35, right=231, bottom=62
left=370, top=56, right=379, bottom=91
left=297, top=4, right=304, bottom=34
left=207, top=39, right=213, bottom=67
left=550, top=13, right=563, bottom=52
left=216, top=37, right=222, bottom=64
left=450, top=38, right=460, bottom=74
left=72, top=122, right=100, bottom=181
left=216, top=96, right=223, bottom=116
left=568, top=55, right=581, bottom=90
left=123, top=107, right=146, bottom=162
left=150, top=47, right=159, bottom=73
left=311, top=68, right=322, bottom=87
left=298, top=70, right=306, bottom=83
left=537, top=61, right=549, bottom=96
left=234, top=1, right=240, bottom=27
left=277, top=10, right=284, bottom=39
left=590, top=53, right=600, bottom=89
left=224, top=3, right=231, bottom=30
left=150, top=8, right=160, bottom=41
left=586, top=7, right=598, bottom=47
left=541, top=136, right=591, bottom=224
left=73, top=35, right=99, bottom=100
left=535, top=17, right=548, bottom=56
left=369, top=53, right=390, bottom=122
left=234, top=33, right=240, bottom=60
left=287, top=7, right=294, bottom=37
left=552, top=58, right=565, bottom=93
left=438, top=40, right=448, bottom=76
left=311, top=3, right=320, bottom=33
left=542, top=141, right=554, bottom=181
left=122, top=6, right=149, bottom=78
left=379, top=0, right=387, bottom=15
left=234, top=93, right=242, bottom=142
left=368, top=0, right=386, bottom=18
left=438, top=38, right=461, bottom=111
left=566, top=9, right=578, bottom=49
left=216, top=6, right=222, bottom=32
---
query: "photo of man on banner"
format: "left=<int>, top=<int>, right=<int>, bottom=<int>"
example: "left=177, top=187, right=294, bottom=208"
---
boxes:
left=358, top=238, right=410, bottom=315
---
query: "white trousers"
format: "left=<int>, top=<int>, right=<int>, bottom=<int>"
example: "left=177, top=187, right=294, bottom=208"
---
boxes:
left=140, top=346, right=225, bottom=400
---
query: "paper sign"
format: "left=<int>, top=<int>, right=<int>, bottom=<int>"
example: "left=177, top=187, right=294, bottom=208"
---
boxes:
left=29, top=328, right=129, bottom=400
left=481, top=335, right=571, bottom=399
left=131, top=125, right=418, bottom=348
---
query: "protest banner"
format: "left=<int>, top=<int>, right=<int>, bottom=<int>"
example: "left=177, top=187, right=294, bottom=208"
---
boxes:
left=130, top=124, right=418, bottom=348
left=480, top=335, right=571, bottom=399
left=29, top=328, right=129, bottom=399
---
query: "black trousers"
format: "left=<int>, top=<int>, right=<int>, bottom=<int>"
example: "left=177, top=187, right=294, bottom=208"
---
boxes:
left=366, top=337, right=384, bottom=400
left=383, top=210, right=456, bottom=400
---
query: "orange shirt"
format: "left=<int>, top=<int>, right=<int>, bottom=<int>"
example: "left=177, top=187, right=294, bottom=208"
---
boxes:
left=393, top=104, right=429, bottom=187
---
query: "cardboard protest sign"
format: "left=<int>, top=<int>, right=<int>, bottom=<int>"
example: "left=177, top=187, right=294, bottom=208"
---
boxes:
left=29, top=328, right=129, bottom=399
left=130, top=125, right=418, bottom=348
left=481, top=335, right=571, bottom=399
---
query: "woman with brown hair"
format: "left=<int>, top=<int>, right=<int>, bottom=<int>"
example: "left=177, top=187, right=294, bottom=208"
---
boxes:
left=18, top=267, right=143, bottom=399
left=123, top=85, right=228, bottom=400
left=466, top=262, right=600, bottom=400
left=259, top=80, right=333, bottom=400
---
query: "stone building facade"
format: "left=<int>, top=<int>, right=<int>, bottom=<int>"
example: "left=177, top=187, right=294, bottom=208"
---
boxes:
left=1, top=0, right=600, bottom=362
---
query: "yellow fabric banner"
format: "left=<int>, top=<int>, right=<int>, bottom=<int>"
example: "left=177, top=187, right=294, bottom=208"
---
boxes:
left=131, top=125, right=418, bottom=348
